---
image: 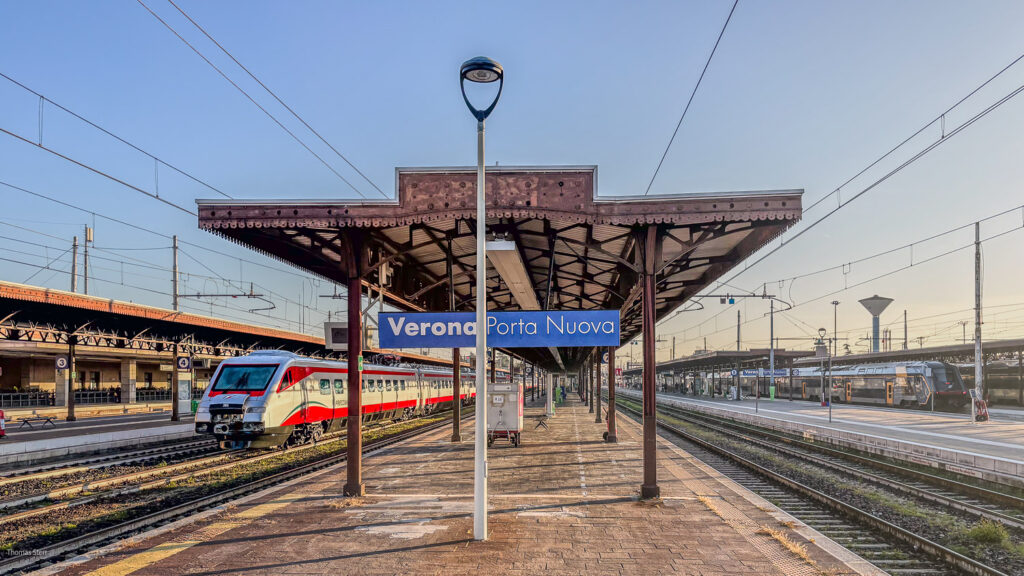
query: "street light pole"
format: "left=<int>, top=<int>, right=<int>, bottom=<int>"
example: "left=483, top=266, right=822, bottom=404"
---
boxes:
left=768, top=298, right=773, bottom=409
left=460, top=56, right=503, bottom=542
left=831, top=301, right=839, bottom=357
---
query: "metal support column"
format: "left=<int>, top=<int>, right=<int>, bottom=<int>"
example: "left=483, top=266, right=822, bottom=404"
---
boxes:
left=640, top=226, right=661, bottom=500
left=71, top=236, right=78, bottom=293
left=344, top=235, right=365, bottom=497
left=448, top=235, right=461, bottom=442
left=546, top=373, right=554, bottom=416
left=594, top=352, right=602, bottom=423
left=974, top=222, right=983, bottom=406
left=606, top=345, right=617, bottom=442
left=66, top=336, right=77, bottom=421
left=452, top=347, right=462, bottom=442
left=171, top=339, right=180, bottom=421
left=589, top=355, right=595, bottom=413
left=531, top=364, right=535, bottom=401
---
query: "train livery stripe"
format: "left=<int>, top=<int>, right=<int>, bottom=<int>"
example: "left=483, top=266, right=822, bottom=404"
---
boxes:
left=280, top=399, right=419, bottom=426
left=425, top=395, right=455, bottom=405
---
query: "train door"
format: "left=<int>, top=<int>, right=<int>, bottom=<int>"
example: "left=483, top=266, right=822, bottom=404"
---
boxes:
left=299, top=376, right=309, bottom=424
left=417, top=374, right=424, bottom=413
left=885, top=379, right=894, bottom=405
left=333, top=378, right=344, bottom=426
left=845, top=381, right=852, bottom=403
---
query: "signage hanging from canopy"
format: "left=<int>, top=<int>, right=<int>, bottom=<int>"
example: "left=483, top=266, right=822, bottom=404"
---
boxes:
left=379, top=310, right=620, bottom=349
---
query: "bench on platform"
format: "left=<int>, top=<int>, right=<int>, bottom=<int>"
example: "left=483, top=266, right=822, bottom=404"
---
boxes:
left=17, top=416, right=57, bottom=429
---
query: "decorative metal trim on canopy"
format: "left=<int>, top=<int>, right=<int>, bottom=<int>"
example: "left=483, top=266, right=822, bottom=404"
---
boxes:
left=198, top=166, right=802, bottom=372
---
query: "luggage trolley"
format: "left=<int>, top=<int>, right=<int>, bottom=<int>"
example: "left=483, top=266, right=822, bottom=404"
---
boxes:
left=487, top=378, right=524, bottom=447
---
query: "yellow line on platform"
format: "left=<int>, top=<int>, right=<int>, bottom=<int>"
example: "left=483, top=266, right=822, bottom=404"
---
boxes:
left=85, top=495, right=298, bottom=576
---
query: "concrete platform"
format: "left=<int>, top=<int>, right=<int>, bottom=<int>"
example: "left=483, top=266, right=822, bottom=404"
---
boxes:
left=1, top=402, right=173, bottom=421
left=0, top=412, right=195, bottom=467
left=45, top=400, right=876, bottom=576
left=629, top=390, right=1024, bottom=489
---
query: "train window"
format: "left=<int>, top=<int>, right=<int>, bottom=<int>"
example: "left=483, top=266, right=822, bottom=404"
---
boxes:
left=319, top=379, right=331, bottom=395
left=387, top=380, right=393, bottom=391
left=401, top=381, right=406, bottom=391
left=215, top=364, right=279, bottom=393
left=377, top=381, right=383, bottom=391
left=334, top=379, right=344, bottom=393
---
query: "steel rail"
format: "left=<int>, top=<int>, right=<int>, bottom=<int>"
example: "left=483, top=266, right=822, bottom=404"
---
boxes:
left=656, top=403, right=1024, bottom=531
left=0, top=438, right=218, bottom=484
left=0, top=413, right=466, bottom=575
left=0, top=411, right=456, bottom=522
left=665, top=401, right=1024, bottom=511
left=614, top=399, right=1007, bottom=576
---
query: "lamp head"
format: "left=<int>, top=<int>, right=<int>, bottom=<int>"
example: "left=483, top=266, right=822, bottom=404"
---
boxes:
left=460, top=56, right=504, bottom=121
left=818, top=328, right=827, bottom=339
left=461, top=57, right=503, bottom=83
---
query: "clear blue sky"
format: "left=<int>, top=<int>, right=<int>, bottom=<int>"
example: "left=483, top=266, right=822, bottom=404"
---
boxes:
left=1, top=1, right=1023, bottom=358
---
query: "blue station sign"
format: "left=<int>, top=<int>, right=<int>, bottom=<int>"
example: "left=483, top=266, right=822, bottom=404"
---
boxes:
left=378, top=310, right=620, bottom=349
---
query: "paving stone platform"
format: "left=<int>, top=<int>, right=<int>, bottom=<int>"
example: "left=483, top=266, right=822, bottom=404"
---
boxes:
left=49, top=399, right=878, bottom=576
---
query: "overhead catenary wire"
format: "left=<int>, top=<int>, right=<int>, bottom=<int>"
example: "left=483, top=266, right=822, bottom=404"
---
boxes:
left=0, top=179, right=323, bottom=278
left=0, top=181, right=335, bottom=325
left=0, top=223, right=326, bottom=316
left=662, top=63, right=1024, bottom=330
left=135, top=0, right=370, bottom=199
left=0, top=72, right=233, bottom=200
left=0, top=125, right=197, bottom=216
left=667, top=224, right=1024, bottom=350
left=644, top=0, right=739, bottom=196
left=801, top=52, right=1024, bottom=216
left=165, top=0, right=387, bottom=199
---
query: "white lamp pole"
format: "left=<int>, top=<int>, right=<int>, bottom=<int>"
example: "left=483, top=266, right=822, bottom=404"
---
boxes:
left=460, top=56, right=503, bottom=542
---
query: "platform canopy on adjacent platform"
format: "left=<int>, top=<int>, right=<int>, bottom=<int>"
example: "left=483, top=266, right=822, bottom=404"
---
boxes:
left=197, top=166, right=801, bottom=372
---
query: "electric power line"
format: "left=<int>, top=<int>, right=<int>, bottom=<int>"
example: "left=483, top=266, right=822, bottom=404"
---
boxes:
left=666, top=54, right=1024, bottom=326
left=166, top=0, right=387, bottom=199
left=645, top=0, right=739, bottom=196
left=135, top=0, right=371, bottom=199
left=0, top=126, right=197, bottom=216
left=0, top=72, right=233, bottom=200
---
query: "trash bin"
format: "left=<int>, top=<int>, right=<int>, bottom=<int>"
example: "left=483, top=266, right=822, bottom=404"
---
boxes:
left=190, top=398, right=198, bottom=413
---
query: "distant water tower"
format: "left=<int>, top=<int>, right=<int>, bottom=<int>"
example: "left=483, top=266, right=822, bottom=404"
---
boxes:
left=859, top=295, right=894, bottom=353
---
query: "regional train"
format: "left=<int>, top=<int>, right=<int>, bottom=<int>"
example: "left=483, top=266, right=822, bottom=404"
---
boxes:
left=958, top=361, right=1024, bottom=406
left=195, top=351, right=490, bottom=449
left=788, top=361, right=969, bottom=410
left=671, top=361, right=969, bottom=410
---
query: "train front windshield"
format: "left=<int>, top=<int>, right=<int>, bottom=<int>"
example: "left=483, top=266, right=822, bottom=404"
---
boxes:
left=212, top=365, right=279, bottom=393
left=930, top=364, right=964, bottom=392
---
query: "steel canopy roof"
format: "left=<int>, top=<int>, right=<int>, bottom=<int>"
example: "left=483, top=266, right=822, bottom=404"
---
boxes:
left=198, top=166, right=802, bottom=371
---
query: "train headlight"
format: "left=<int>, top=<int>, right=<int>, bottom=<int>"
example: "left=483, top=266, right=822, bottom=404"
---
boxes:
left=245, top=406, right=266, bottom=414
left=196, top=405, right=209, bottom=416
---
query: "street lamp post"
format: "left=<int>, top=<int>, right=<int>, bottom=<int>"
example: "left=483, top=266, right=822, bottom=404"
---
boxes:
left=817, top=328, right=827, bottom=407
left=460, top=56, right=503, bottom=542
left=831, top=300, right=839, bottom=357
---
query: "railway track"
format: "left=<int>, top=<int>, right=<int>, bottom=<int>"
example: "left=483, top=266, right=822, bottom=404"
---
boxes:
left=0, top=411, right=466, bottom=575
left=0, top=411, right=457, bottom=523
left=656, top=402, right=1024, bottom=530
left=0, top=438, right=219, bottom=486
left=614, top=399, right=1010, bottom=576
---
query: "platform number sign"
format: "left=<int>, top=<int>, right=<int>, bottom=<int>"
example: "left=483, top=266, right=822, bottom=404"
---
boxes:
left=176, top=356, right=192, bottom=372
left=602, top=351, right=609, bottom=364
left=55, top=355, right=69, bottom=371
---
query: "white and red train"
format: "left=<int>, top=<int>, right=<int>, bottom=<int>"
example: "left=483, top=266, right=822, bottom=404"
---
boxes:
left=195, top=351, right=505, bottom=448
